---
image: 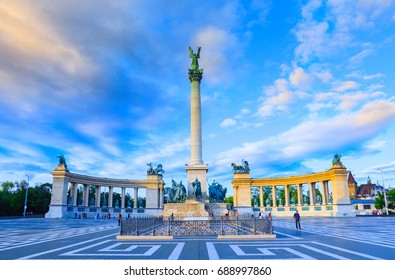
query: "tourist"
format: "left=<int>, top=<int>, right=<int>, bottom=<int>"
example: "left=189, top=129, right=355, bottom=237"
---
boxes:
left=293, top=210, right=301, bottom=230
left=117, top=213, right=122, bottom=226
left=267, top=212, right=272, bottom=220
left=170, top=213, right=174, bottom=221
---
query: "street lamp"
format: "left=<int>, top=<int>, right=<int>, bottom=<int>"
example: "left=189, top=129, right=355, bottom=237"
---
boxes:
left=23, top=175, right=29, bottom=217
left=377, top=169, right=389, bottom=215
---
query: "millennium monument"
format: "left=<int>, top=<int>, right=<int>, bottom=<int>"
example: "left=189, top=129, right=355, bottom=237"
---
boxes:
left=185, top=46, right=209, bottom=201
left=45, top=47, right=353, bottom=220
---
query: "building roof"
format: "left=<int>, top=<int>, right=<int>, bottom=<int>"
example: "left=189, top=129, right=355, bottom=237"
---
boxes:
left=348, top=171, right=357, bottom=184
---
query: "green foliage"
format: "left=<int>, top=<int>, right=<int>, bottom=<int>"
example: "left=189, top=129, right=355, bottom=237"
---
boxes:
left=224, top=196, right=233, bottom=208
left=387, top=190, right=395, bottom=209
left=374, top=192, right=385, bottom=211
left=1, top=181, right=14, bottom=192
left=0, top=181, right=52, bottom=216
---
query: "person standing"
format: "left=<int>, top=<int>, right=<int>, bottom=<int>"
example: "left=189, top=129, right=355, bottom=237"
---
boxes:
left=293, top=210, right=301, bottom=230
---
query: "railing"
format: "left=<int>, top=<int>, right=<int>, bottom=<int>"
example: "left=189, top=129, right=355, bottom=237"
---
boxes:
left=119, top=216, right=272, bottom=236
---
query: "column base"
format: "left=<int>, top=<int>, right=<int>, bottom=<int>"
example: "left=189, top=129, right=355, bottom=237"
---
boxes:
left=185, top=164, right=209, bottom=201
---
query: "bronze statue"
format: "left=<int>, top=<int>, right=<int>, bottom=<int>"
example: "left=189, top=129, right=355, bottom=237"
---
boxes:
left=57, top=154, right=67, bottom=169
left=192, top=178, right=202, bottom=201
left=189, top=46, right=201, bottom=70
left=146, top=162, right=164, bottom=175
left=208, top=180, right=227, bottom=203
left=231, top=159, right=250, bottom=173
left=332, top=154, right=342, bottom=165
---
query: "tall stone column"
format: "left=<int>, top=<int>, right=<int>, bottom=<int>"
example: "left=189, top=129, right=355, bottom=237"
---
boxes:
left=185, top=47, right=208, bottom=201
left=134, top=188, right=138, bottom=208
left=284, top=185, right=290, bottom=206
left=259, top=186, right=264, bottom=207
left=83, top=184, right=89, bottom=207
left=271, top=186, right=277, bottom=207
left=297, top=184, right=303, bottom=206
left=309, top=182, right=316, bottom=206
left=71, top=182, right=78, bottom=206
left=322, top=181, right=328, bottom=205
left=121, top=187, right=126, bottom=208
left=108, top=186, right=113, bottom=208
left=95, top=185, right=101, bottom=207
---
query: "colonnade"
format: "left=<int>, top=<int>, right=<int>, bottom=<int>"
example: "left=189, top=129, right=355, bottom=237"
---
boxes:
left=232, top=162, right=355, bottom=217
left=250, top=181, right=331, bottom=207
left=68, top=183, right=143, bottom=209
left=45, top=163, right=165, bottom=218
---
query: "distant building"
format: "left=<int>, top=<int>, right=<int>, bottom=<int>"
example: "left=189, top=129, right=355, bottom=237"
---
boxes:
left=349, top=175, right=384, bottom=215
left=356, top=176, right=384, bottom=199
left=347, top=171, right=357, bottom=199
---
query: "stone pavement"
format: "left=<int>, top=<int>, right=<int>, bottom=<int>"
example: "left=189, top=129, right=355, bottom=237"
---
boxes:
left=0, top=216, right=394, bottom=260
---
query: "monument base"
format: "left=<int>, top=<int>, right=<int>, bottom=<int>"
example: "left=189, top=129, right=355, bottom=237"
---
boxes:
left=45, top=204, right=68, bottom=218
left=205, top=203, right=231, bottom=217
left=186, top=164, right=208, bottom=201
left=159, top=199, right=209, bottom=219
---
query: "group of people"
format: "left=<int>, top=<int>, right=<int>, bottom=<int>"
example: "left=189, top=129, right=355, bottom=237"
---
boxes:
left=257, top=211, right=272, bottom=219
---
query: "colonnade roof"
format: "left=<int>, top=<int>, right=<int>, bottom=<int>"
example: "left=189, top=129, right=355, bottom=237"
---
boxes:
left=248, top=166, right=347, bottom=186
left=66, top=172, right=161, bottom=188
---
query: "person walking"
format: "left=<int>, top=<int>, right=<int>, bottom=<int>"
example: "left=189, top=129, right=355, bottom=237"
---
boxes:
left=117, top=213, right=122, bottom=226
left=293, top=210, right=301, bottom=230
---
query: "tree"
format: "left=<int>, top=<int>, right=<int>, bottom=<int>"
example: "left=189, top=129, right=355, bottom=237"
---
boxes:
left=387, top=190, right=395, bottom=209
left=374, top=192, right=385, bottom=212
left=1, top=181, right=14, bottom=193
left=224, top=196, right=233, bottom=208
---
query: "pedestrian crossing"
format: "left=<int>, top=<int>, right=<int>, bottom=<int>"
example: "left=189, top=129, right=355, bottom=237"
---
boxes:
left=0, top=221, right=118, bottom=251
left=272, top=218, right=395, bottom=248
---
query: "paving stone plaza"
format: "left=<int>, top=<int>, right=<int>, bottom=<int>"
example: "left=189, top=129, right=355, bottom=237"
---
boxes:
left=1, top=216, right=394, bottom=260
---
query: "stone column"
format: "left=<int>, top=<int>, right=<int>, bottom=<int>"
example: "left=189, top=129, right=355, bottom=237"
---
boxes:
left=83, top=184, right=89, bottom=207
left=309, top=182, right=316, bottom=205
left=121, top=187, right=126, bottom=208
left=297, top=184, right=303, bottom=206
left=108, top=186, right=113, bottom=208
left=134, top=188, right=138, bottom=208
left=95, top=185, right=101, bottom=207
left=71, top=182, right=78, bottom=206
left=271, top=185, right=277, bottom=207
left=284, top=185, right=290, bottom=206
left=322, top=181, right=328, bottom=205
left=185, top=47, right=209, bottom=201
left=259, top=186, right=264, bottom=207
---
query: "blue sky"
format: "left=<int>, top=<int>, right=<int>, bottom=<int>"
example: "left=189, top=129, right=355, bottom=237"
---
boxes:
left=1, top=0, right=395, bottom=196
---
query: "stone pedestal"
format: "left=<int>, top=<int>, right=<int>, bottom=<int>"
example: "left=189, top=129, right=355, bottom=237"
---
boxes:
left=205, top=203, right=231, bottom=217
left=186, top=164, right=209, bottom=201
left=160, top=199, right=209, bottom=219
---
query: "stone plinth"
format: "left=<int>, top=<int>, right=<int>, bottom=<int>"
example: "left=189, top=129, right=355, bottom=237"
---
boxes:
left=205, top=203, right=231, bottom=217
left=160, top=199, right=209, bottom=219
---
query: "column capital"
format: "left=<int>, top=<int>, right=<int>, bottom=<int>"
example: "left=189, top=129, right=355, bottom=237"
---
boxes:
left=188, top=69, right=203, bottom=81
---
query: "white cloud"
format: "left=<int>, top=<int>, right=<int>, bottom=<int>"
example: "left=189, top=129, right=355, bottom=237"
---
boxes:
left=289, top=67, right=314, bottom=90
left=193, top=26, right=241, bottom=85
left=220, top=118, right=237, bottom=127
left=215, top=99, right=395, bottom=170
left=334, top=81, right=359, bottom=92
left=337, top=92, right=369, bottom=111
